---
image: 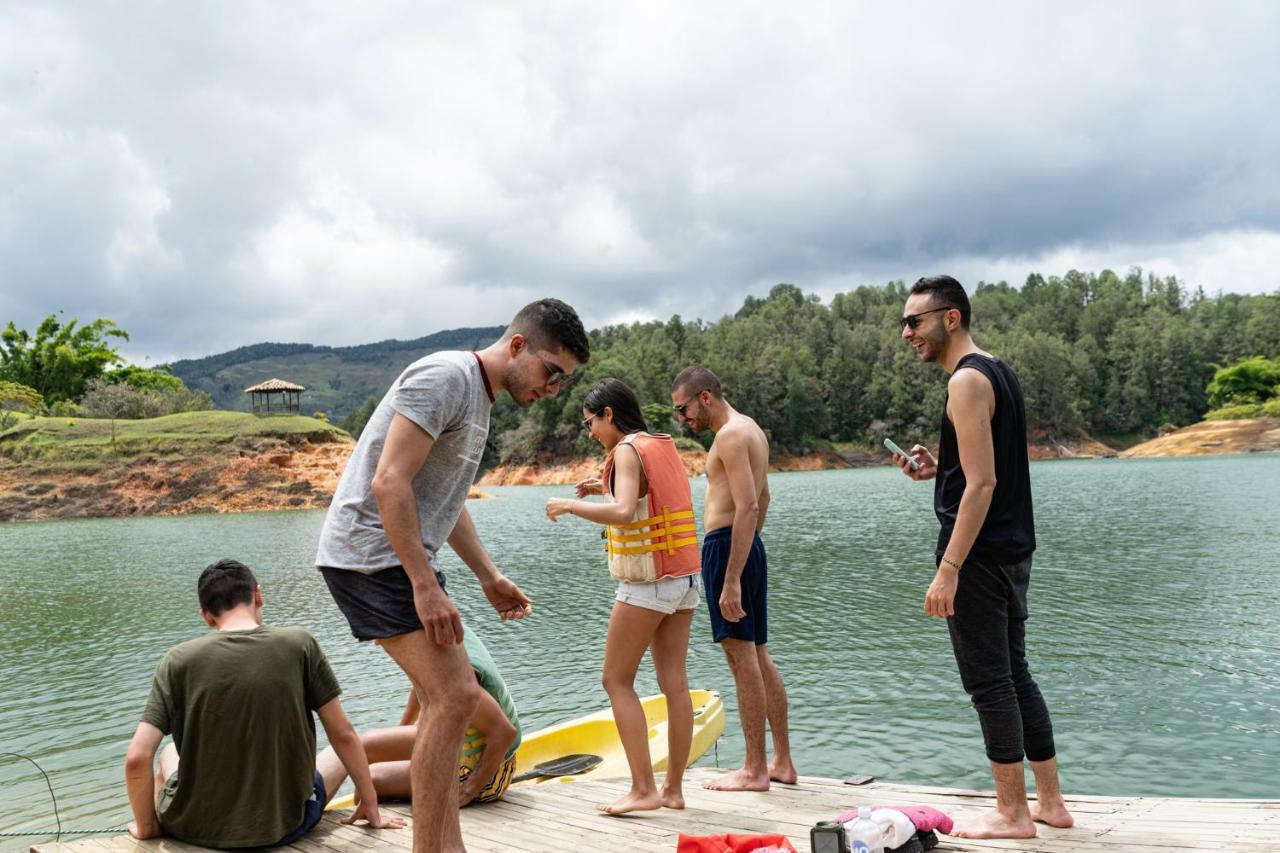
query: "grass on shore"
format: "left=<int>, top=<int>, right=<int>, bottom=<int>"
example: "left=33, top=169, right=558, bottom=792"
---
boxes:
left=0, top=411, right=350, bottom=464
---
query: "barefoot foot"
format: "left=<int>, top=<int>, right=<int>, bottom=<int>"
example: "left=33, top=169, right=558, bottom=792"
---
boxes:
left=702, top=767, right=770, bottom=792
left=597, top=790, right=662, bottom=815
left=950, top=809, right=1037, bottom=839
left=661, top=787, right=685, bottom=809
left=768, top=757, right=798, bottom=785
left=1031, top=799, right=1075, bottom=828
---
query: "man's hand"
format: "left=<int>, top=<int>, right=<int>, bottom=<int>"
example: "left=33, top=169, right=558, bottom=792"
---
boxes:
left=412, top=581, right=464, bottom=644
left=924, top=565, right=959, bottom=618
left=341, top=799, right=406, bottom=830
left=545, top=498, right=573, bottom=521
left=127, top=821, right=162, bottom=840
left=719, top=581, right=746, bottom=623
left=894, top=444, right=938, bottom=481
left=574, top=476, right=604, bottom=497
left=481, top=573, right=533, bottom=621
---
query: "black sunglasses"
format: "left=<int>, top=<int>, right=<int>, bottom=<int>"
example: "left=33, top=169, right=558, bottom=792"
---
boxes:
left=672, top=392, right=701, bottom=416
left=536, top=355, right=577, bottom=392
left=899, top=307, right=951, bottom=330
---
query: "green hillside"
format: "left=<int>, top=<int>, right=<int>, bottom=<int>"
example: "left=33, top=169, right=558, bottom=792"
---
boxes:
left=168, top=326, right=505, bottom=421
left=0, top=411, right=348, bottom=465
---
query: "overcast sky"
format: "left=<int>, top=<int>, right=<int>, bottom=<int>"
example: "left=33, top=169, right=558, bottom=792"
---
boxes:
left=2, top=2, right=1278, bottom=363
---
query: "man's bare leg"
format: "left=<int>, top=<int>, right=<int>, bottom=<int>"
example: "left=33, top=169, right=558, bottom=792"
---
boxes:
left=317, top=726, right=418, bottom=803
left=756, top=645, right=797, bottom=784
left=152, top=742, right=179, bottom=802
left=598, top=602, right=666, bottom=815
left=380, top=631, right=480, bottom=853
left=952, top=760, right=1037, bottom=839
left=650, top=608, right=695, bottom=809
left=704, top=638, right=769, bottom=792
left=1029, top=757, right=1074, bottom=827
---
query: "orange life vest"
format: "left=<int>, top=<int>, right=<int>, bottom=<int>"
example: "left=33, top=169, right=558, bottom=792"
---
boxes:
left=601, top=433, right=700, bottom=583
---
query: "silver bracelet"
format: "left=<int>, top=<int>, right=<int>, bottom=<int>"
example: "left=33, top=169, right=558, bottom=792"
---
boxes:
left=941, top=556, right=962, bottom=571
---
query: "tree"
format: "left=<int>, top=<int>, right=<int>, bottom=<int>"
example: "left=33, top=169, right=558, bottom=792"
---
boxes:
left=80, top=379, right=163, bottom=443
left=340, top=394, right=380, bottom=439
left=104, top=364, right=185, bottom=394
left=0, top=313, right=128, bottom=402
left=0, top=380, right=43, bottom=431
left=1205, top=357, right=1280, bottom=409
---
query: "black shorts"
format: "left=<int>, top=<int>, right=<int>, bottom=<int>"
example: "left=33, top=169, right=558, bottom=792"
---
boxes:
left=701, top=527, right=768, bottom=645
left=319, top=565, right=447, bottom=641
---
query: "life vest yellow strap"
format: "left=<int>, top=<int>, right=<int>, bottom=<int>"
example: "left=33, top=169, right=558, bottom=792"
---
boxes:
left=607, top=535, right=699, bottom=556
left=607, top=523, right=698, bottom=544
left=615, top=508, right=694, bottom=530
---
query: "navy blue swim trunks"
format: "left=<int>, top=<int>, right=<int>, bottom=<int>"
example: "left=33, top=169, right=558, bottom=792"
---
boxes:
left=319, top=565, right=447, bottom=641
left=701, top=527, right=768, bottom=645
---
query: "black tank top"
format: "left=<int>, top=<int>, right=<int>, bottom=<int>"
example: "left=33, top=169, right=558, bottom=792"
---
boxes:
left=934, top=353, right=1036, bottom=564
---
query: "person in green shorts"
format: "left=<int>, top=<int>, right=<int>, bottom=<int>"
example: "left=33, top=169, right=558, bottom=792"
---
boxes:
left=124, top=559, right=404, bottom=847
left=320, top=628, right=522, bottom=807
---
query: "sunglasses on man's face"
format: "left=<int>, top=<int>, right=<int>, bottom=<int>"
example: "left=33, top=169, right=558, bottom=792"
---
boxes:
left=536, top=355, right=576, bottom=391
left=899, top=306, right=951, bottom=330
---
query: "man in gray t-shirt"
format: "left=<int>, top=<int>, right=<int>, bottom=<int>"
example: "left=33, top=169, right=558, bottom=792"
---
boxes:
left=316, top=298, right=588, bottom=853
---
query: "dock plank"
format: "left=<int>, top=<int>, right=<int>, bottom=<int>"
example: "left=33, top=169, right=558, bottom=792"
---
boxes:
left=31, top=769, right=1280, bottom=853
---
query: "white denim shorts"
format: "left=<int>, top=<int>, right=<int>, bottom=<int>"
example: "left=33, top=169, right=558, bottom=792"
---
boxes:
left=615, top=573, right=702, bottom=615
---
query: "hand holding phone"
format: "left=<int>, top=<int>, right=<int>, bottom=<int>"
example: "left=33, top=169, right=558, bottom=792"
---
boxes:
left=884, top=437, right=920, bottom=471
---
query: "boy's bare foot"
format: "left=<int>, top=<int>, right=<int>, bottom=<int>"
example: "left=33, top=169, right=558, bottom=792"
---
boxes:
left=1031, top=799, right=1075, bottom=828
left=702, top=767, right=770, bottom=792
left=768, top=757, right=798, bottom=784
left=661, top=787, right=686, bottom=809
left=597, top=790, right=662, bottom=815
left=951, top=809, right=1037, bottom=839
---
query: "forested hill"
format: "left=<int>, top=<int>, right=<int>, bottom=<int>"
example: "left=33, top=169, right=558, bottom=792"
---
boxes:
left=487, top=270, right=1279, bottom=468
left=169, top=326, right=504, bottom=419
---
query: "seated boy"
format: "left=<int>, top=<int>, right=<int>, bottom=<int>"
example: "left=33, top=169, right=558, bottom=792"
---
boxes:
left=321, top=627, right=522, bottom=807
left=124, top=559, right=404, bottom=847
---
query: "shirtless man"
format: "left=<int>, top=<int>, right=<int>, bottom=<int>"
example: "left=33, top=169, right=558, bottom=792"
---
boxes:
left=671, top=366, right=797, bottom=792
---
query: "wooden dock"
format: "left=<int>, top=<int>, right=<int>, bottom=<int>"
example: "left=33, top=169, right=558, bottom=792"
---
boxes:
left=33, top=767, right=1280, bottom=853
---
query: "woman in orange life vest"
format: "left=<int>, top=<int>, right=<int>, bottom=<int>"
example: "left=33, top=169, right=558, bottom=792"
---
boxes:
left=545, top=378, right=702, bottom=816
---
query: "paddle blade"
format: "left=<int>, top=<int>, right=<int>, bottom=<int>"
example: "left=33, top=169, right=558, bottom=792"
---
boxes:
left=511, top=753, right=602, bottom=784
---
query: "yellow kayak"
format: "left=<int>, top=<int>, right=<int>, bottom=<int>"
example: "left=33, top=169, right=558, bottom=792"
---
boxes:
left=512, top=688, right=724, bottom=786
left=326, top=688, right=723, bottom=809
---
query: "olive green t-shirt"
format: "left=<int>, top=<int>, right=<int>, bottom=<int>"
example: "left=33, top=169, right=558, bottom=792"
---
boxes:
left=141, top=626, right=341, bottom=848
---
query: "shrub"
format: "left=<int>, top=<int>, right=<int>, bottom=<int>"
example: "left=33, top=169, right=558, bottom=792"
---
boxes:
left=1262, top=398, right=1280, bottom=418
left=1206, top=356, right=1280, bottom=408
left=1205, top=404, right=1262, bottom=421
left=0, top=380, right=43, bottom=430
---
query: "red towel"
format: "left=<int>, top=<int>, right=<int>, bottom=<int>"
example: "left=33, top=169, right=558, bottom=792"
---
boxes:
left=676, top=833, right=798, bottom=853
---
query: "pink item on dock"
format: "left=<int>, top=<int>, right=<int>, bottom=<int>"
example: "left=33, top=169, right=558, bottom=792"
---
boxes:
left=873, top=805, right=954, bottom=835
left=832, top=804, right=954, bottom=835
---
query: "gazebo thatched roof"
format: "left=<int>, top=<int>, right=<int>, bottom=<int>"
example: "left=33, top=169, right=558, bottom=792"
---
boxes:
left=244, top=378, right=306, bottom=393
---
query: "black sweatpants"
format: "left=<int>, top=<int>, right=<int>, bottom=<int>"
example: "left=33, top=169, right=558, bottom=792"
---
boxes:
left=945, top=556, right=1057, bottom=764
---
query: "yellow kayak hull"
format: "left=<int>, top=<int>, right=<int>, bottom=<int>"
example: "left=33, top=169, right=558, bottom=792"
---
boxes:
left=512, top=688, right=724, bottom=786
left=325, top=688, right=724, bottom=810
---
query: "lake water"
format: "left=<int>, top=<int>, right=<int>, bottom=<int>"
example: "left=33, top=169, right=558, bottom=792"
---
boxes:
left=2, top=454, right=1278, bottom=845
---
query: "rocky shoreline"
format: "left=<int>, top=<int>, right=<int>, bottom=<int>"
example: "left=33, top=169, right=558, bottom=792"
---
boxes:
left=3, top=419, right=1273, bottom=523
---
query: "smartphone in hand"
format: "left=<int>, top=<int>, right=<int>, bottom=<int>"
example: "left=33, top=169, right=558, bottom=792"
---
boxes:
left=884, top=437, right=921, bottom=471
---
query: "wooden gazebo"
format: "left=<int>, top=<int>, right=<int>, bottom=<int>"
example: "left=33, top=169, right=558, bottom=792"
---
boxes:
left=245, top=379, right=305, bottom=415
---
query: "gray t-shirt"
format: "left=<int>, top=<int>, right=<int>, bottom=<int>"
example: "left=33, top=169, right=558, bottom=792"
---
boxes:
left=316, top=350, right=493, bottom=572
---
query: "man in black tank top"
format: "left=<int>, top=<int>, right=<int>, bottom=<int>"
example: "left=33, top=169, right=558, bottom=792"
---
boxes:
left=892, top=276, right=1074, bottom=840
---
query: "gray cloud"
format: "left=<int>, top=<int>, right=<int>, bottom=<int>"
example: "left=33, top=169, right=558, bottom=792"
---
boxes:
left=1, top=2, right=1277, bottom=362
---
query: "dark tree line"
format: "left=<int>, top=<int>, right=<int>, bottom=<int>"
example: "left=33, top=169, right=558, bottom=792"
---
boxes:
left=488, top=270, right=1280, bottom=467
